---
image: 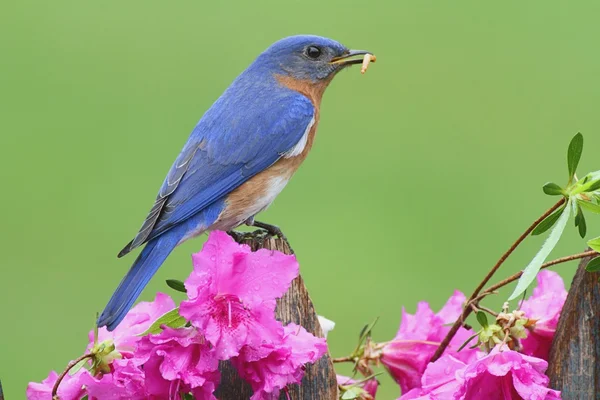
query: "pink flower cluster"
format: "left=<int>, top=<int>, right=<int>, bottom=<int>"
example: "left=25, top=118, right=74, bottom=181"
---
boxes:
left=27, top=231, right=327, bottom=400
left=387, top=271, right=565, bottom=400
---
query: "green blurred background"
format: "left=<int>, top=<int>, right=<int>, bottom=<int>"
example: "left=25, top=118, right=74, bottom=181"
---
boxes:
left=2, top=1, right=600, bottom=398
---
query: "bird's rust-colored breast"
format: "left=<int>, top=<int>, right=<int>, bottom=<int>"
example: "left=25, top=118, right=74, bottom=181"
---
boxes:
left=215, top=75, right=333, bottom=229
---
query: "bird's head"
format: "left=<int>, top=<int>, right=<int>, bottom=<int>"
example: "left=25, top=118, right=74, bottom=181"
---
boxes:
left=256, top=35, right=371, bottom=82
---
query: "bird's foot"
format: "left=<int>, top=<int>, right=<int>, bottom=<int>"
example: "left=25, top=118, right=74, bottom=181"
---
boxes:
left=245, top=219, right=294, bottom=254
left=226, top=230, right=259, bottom=243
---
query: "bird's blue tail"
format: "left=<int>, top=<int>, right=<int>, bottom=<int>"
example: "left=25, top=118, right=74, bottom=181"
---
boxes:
left=97, top=230, right=184, bottom=331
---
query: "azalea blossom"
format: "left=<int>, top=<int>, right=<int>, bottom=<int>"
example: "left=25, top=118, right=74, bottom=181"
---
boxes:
left=29, top=232, right=328, bottom=399
left=400, top=346, right=561, bottom=400
left=232, top=323, right=327, bottom=399
left=26, top=369, right=86, bottom=400
left=135, top=326, right=220, bottom=399
left=520, top=271, right=567, bottom=360
left=79, top=358, right=146, bottom=400
left=89, top=292, right=176, bottom=354
left=337, top=374, right=379, bottom=399
left=381, top=290, right=478, bottom=393
left=180, top=231, right=299, bottom=359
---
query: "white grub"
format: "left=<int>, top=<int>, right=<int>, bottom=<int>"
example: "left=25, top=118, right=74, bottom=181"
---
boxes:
left=361, top=54, right=377, bottom=74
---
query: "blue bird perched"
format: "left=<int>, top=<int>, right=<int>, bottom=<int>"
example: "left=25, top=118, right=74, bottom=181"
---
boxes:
left=98, top=35, right=375, bottom=330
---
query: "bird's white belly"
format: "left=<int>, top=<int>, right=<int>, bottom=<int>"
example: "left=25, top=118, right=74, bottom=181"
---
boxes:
left=246, top=175, right=290, bottom=217
left=209, top=174, right=291, bottom=233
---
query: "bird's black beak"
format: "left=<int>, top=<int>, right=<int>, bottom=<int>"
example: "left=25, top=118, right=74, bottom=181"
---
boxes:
left=330, top=50, right=373, bottom=66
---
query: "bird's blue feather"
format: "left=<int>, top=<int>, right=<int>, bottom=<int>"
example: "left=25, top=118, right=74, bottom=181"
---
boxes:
left=101, top=34, right=352, bottom=331
left=126, top=72, right=314, bottom=251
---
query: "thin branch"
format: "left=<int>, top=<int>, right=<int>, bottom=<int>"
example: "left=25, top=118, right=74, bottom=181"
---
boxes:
left=332, top=356, right=354, bottom=363
left=52, top=353, right=94, bottom=399
left=430, top=198, right=565, bottom=362
left=482, top=250, right=598, bottom=295
left=476, top=304, right=499, bottom=317
left=469, top=303, right=480, bottom=313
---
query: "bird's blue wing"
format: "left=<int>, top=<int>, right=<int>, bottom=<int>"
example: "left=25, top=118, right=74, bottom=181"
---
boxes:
left=119, top=88, right=314, bottom=257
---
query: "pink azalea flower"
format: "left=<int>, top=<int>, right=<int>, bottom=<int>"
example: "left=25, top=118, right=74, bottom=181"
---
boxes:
left=398, top=355, right=464, bottom=400
left=79, top=358, right=146, bottom=400
left=180, top=231, right=299, bottom=359
left=337, top=374, right=379, bottom=399
left=135, top=326, right=220, bottom=400
left=89, top=292, right=176, bottom=354
left=232, top=323, right=327, bottom=400
left=27, top=369, right=86, bottom=400
left=399, top=346, right=561, bottom=400
left=520, top=271, right=567, bottom=360
left=381, top=291, right=478, bottom=393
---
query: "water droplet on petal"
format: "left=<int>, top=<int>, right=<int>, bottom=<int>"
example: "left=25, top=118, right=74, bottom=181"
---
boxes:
left=444, top=366, right=452, bottom=375
left=254, top=284, right=261, bottom=291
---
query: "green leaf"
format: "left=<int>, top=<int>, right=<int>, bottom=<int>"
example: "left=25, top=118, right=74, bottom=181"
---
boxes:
left=476, top=311, right=488, bottom=328
left=575, top=205, right=587, bottom=238
left=567, top=132, right=584, bottom=180
left=139, top=308, right=187, bottom=336
left=457, top=332, right=479, bottom=352
left=542, top=182, right=564, bottom=196
left=509, top=199, right=573, bottom=300
left=531, top=205, right=565, bottom=236
left=359, top=317, right=379, bottom=342
left=358, top=324, right=368, bottom=340
left=588, top=180, right=600, bottom=192
left=69, top=357, right=89, bottom=375
left=588, top=236, right=600, bottom=253
left=354, top=317, right=379, bottom=354
left=166, top=279, right=187, bottom=293
left=579, top=215, right=587, bottom=238
left=579, top=200, right=600, bottom=214
left=585, top=257, right=600, bottom=272
left=183, top=394, right=195, bottom=400
left=341, top=387, right=363, bottom=400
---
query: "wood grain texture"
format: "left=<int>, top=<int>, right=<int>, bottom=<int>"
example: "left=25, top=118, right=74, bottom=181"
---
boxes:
left=215, top=233, right=338, bottom=400
left=547, top=252, right=600, bottom=399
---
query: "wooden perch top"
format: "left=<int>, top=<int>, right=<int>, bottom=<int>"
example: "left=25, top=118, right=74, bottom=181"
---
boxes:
left=215, top=232, right=338, bottom=400
left=547, top=251, right=600, bottom=397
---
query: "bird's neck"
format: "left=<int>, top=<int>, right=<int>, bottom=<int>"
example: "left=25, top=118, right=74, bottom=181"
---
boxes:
left=273, top=74, right=334, bottom=108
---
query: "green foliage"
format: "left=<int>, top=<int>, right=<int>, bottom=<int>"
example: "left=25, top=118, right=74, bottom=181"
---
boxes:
left=513, top=132, right=600, bottom=298
left=579, top=201, right=600, bottom=214
left=476, top=311, right=488, bottom=328
left=567, top=132, right=583, bottom=183
left=575, top=205, right=587, bottom=238
left=588, top=237, right=600, bottom=253
left=457, top=332, right=479, bottom=352
left=531, top=205, right=565, bottom=236
left=542, top=182, right=565, bottom=196
left=585, top=257, right=600, bottom=272
left=166, top=279, right=187, bottom=293
left=509, top=198, right=573, bottom=300
left=341, top=387, right=365, bottom=400
left=139, top=308, right=187, bottom=336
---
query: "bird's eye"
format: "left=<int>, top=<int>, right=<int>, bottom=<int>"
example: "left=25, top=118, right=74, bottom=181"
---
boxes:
left=305, top=46, right=322, bottom=59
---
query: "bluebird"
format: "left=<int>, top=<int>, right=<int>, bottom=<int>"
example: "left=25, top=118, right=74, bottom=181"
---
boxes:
left=98, top=35, right=373, bottom=330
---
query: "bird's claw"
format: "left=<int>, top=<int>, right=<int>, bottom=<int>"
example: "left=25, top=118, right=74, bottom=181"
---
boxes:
left=244, top=220, right=294, bottom=254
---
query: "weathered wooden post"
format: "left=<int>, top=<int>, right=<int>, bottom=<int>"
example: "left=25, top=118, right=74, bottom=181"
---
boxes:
left=215, top=232, right=338, bottom=399
left=548, top=252, right=600, bottom=398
